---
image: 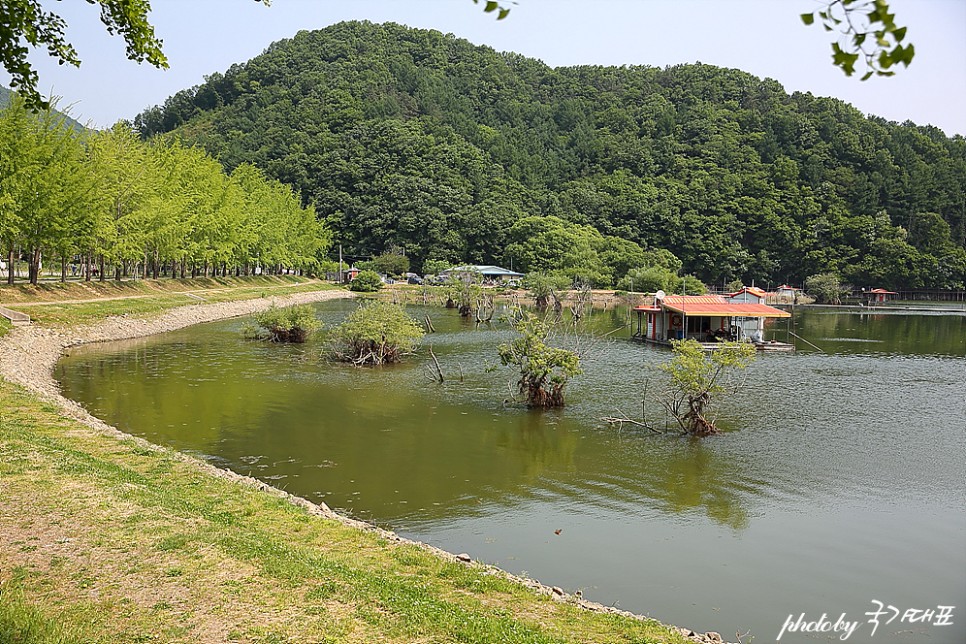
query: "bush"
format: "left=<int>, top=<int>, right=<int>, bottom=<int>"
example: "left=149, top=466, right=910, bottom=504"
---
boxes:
left=805, top=272, right=848, bottom=304
left=522, top=272, right=571, bottom=308
left=498, top=310, right=581, bottom=408
left=350, top=270, right=383, bottom=292
left=328, top=301, right=424, bottom=365
left=250, top=305, right=321, bottom=343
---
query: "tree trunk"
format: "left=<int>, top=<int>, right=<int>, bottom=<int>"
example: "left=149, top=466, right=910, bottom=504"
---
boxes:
left=99, top=255, right=106, bottom=282
left=191, top=263, right=197, bottom=279
left=29, top=247, right=41, bottom=285
left=61, top=256, right=67, bottom=283
left=6, top=245, right=14, bottom=285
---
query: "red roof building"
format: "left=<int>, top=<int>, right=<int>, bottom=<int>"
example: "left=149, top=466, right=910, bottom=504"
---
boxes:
left=633, top=294, right=792, bottom=351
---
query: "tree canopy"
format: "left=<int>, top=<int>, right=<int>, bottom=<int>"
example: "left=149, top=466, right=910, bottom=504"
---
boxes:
left=136, top=21, right=963, bottom=290
left=0, top=94, right=327, bottom=284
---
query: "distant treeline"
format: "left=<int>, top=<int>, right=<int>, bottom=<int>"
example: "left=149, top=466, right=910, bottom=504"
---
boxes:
left=0, top=96, right=328, bottom=285
left=133, top=21, right=966, bottom=290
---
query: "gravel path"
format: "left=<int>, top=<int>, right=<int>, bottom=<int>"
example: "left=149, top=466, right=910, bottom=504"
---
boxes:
left=0, top=288, right=728, bottom=644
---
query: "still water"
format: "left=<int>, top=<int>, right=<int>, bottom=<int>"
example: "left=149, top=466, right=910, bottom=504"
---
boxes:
left=57, top=302, right=966, bottom=642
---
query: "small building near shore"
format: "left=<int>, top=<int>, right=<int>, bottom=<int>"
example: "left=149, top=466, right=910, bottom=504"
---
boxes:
left=864, top=288, right=897, bottom=305
left=775, top=285, right=802, bottom=300
left=440, top=265, right=524, bottom=283
left=727, top=286, right=768, bottom=304
left=634, top=293, right=793, bottom=351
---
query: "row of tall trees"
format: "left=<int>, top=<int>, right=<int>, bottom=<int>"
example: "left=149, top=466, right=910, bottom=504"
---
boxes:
left=135, top=22, right=966, bottom=290
left=0, top=96, right=328, bottom=285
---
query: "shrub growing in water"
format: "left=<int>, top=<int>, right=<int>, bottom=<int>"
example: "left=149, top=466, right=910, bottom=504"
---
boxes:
left=350, top=270, right=383, bottom=292
left=659, top=339, right=756, bottom=436
left=328, top=301, right=424, bottom=365
left=498, top=310, right=581, bottom=408
left=249, top=305, right=321, bottom=343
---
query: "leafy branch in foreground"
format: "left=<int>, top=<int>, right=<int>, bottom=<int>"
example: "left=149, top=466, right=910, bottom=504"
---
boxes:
left=498, top=309, right=581, bottom=408
left=246, top=304, right=321, bottom=343
left=659, top=339, right=757, bottom=437
left=802, top=0, right=914, bottom=79
left=472, top=0, right=513, bottom=20
left=327, top=301, right=424, bottom=366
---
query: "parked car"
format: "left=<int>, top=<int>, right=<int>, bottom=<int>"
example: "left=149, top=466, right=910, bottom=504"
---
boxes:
left=407, top=275, right=424, bottom=285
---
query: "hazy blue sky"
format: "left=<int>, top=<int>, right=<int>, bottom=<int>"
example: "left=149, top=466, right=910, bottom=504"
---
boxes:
left=5, top=0, right=965, bottom=135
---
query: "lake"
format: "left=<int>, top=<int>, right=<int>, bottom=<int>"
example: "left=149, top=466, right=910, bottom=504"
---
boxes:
left=56, top=301, right=966, bottom=642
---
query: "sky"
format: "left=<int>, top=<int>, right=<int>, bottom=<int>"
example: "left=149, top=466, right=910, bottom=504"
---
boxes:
left=4, top=0, right=965, bottom=135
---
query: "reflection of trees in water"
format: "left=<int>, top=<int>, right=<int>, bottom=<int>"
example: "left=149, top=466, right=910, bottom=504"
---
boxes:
left=654, top=440, right=752, bottom=531
left=795, top=309, right=965, bottom=355
left=565, top=435, right=755, bottom=531
left=59, top=306, right=760, bottom=534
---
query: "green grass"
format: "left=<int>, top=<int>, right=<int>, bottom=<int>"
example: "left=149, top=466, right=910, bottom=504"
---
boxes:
left=0, top=379, right=687, bottom=643
left=0, top=316, right=10, bottom=338
left=5, top=278, right=337, bottom=327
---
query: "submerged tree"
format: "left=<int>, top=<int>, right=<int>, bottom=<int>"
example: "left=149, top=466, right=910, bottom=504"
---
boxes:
left=248, top=304, right=321, bottom=343
left=659, top=339, right=757, bottom=437
left=328, top=301, right=424, bottom=366
left=498, top=310, right=581, bottom=408
left=444, top=272, right=482, bottom=317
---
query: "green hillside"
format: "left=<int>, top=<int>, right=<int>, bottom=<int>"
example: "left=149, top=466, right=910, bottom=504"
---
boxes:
left=1, top=85, right=87, bottom=133
left=136, top=21, right=966, bottom=289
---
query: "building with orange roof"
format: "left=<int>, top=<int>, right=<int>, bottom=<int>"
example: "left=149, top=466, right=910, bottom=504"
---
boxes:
left=633, top=292, right=793, bottom=351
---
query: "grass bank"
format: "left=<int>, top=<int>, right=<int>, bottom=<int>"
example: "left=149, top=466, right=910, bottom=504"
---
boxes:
left=0, top=280, right=693, bottom=643
left=0, top=275, right=331, bottom=330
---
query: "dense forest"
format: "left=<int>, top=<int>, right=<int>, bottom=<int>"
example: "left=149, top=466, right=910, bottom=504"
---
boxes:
left=132, top=21, right=965, bottom=290
left=0, top=95, right=326, bottom=285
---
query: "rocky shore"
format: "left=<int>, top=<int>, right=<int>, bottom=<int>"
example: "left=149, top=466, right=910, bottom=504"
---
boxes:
left=0, top=289, right=733, bottom=644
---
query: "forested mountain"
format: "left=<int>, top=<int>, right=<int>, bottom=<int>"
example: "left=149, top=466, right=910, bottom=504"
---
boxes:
left=1, top=86, right=86, bottom=132
left=136, top=21, right=966, bottom=289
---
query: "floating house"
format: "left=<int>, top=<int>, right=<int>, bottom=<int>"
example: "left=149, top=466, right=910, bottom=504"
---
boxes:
left=633, top=291, right=793, bottom=351
left=864, top=288, right=897, bottom=305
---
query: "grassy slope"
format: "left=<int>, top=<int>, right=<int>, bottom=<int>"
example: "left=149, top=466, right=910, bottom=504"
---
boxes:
left=0, top=276, right=330, bottom=328
left=0, top=279, right=688, bottom=644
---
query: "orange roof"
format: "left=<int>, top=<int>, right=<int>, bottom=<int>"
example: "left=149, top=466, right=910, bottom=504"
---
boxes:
left=661, top=295, right=791, bottom=318
left=869, top=288, right=897, bottom=294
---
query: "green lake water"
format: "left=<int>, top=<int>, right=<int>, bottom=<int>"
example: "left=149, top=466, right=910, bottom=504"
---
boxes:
left=56, top=302, right=966, bottom=642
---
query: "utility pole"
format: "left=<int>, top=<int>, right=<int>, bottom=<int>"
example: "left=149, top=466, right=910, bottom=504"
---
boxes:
left=338, top=244, right=343, bottom=284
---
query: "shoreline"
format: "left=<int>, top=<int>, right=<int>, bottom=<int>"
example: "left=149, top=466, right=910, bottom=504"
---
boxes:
left=0, top=289, right=729, bottom=644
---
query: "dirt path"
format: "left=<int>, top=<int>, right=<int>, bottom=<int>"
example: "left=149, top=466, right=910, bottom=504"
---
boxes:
left=6, top=280, right=322, bottom=307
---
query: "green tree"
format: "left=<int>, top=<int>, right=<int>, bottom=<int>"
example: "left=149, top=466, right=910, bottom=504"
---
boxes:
left=328, top=301, right=424, bottom=366
left=498, top=310, right=582, bottom=408
left=349, top=269, right=383, bottom=292
left=659, top=339, right=757, bottom=436
left=368, top=251, right=410, bottom=277
left=0, top=0, right=172, bottom=110
left=421, top=258, right=451, bottom=276
left=805, top=272, right=850, bottom=304
left=802, top=0, right=914, bottom=79
left=522, top=272, right=570, bottom=308
left=250, top=304, right=321, bottom=343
